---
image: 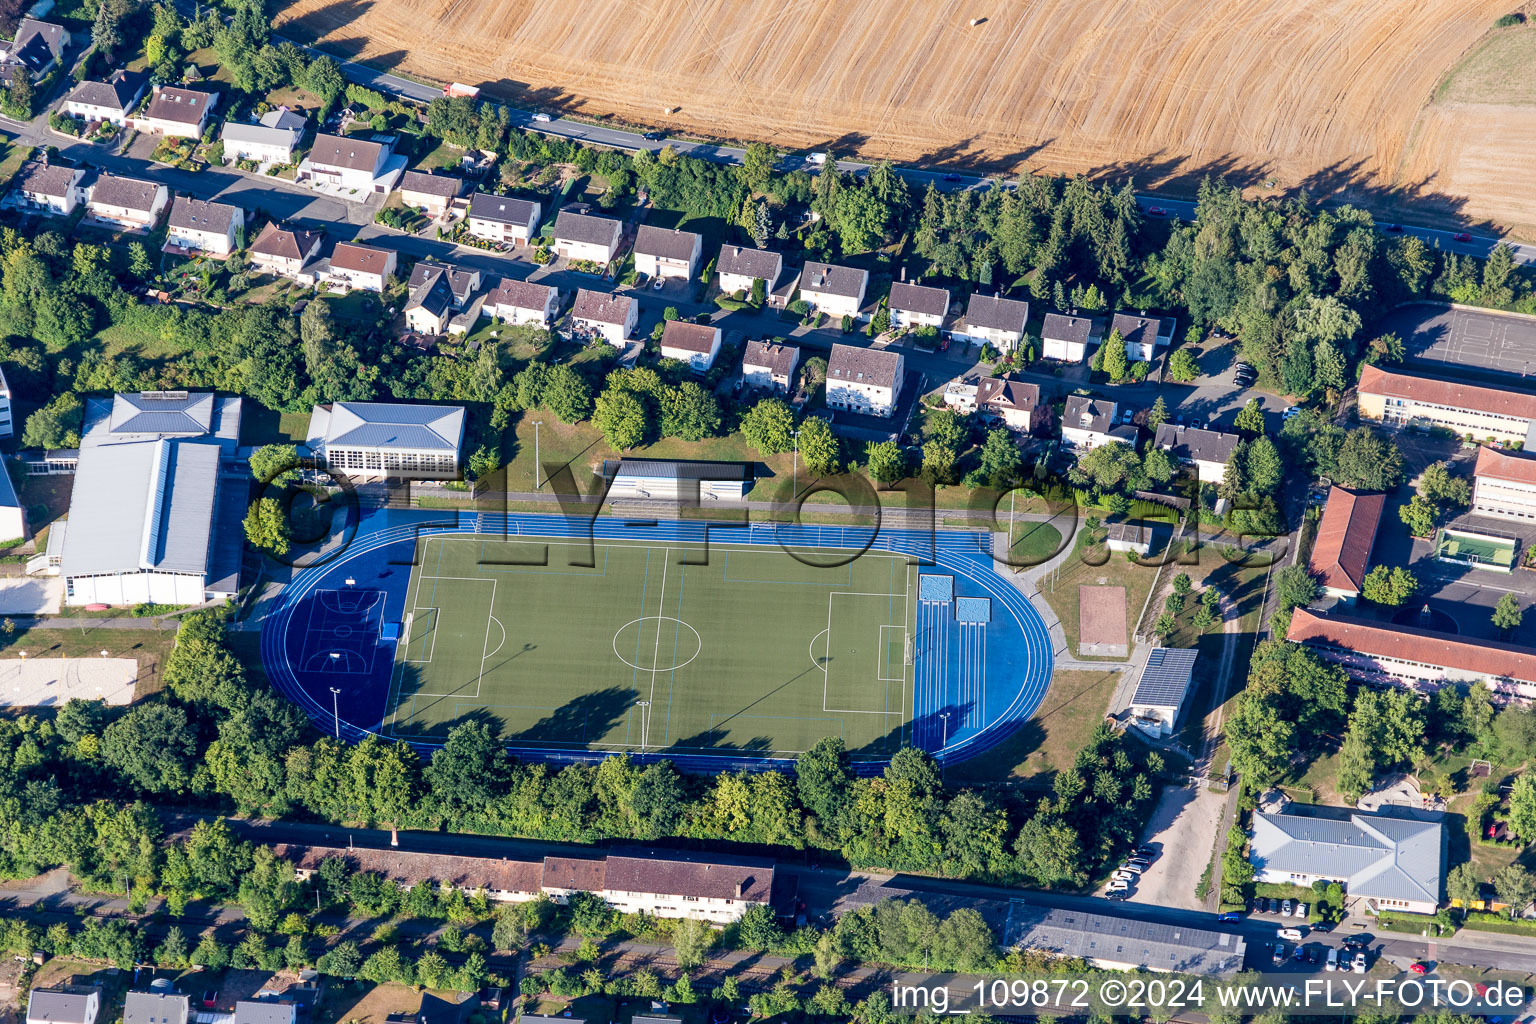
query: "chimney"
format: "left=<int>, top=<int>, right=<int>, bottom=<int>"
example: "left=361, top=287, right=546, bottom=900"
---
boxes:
left=900, top=266, right=907, bottom=282
left=736, top=878, right=748, bottom=898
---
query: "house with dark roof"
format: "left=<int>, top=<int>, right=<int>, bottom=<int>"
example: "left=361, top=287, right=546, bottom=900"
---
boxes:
left=1249, top=808, right=1445, bottom=914
left=1007, top=904, right=1245, bottom=975
left=1471, top=445, right=1536, bottom=521
left=717, top=244, right=782, bottom=295
left=956, top=293, right=1030, bottom=350
left=1041, top=311, right=1102, bottom=362
left=1359, top=364, right=1536, bottom=446
left=63, top=69, right=147, bottom=124
left=466, top=192, right=540, bottom=244
left=397, top=171, right=464, bottom=216
left=1111, top=311, right=1176, bottom=362
left=634, top=225, right=703, bottom=280
left=58, top=391, right=244, bottom=606
left=138, top=85, right=217, bottom=138
left=122, top=991, right=188, bottom=1024
left=84, top=173, right=168, bottom=230
left=602, top=459, right=755, bottom=501
left=484, top=277, right=557, bottom=327
left=798, top=262, right=868, bottom=319
left=826, top=343, right=904, bottom=417
left=1061, top=395, right=1129, bottom=450
left=888, top=281, right=950, bottom=330
left=318, top=241, right=398, bottom=293
left=305, top=401, right=465, bottom=480
left=2, top=19, right=69, bottom=81
left=165, top=196, right=244, bottom=257
left=659, top=320, right=721, bottom=372
left=571, top=288, right=637, bottom=345
left=740, top=339, right=799, bottom=393
left=249, top=221, right=323, bottom=278
left=6, top=160, right=83, bottom=215
left=553, top=210, right=623, bottom=263
left=277, top=842, right=542, bottom=902
left=301, top=133, right=402, bottom=194
left=541, top=856, right=607, bottom=900
left=1308, top=486, right=1386, bottom=603
left=404, top=261, right=483, bottom=335
left=26, top=987, right=100, bottom=1024
left=974, top=376, right=1041, bottom=432
left=1287, top=606, right=1536, bottom=703
left=599, top=850, right=774, bottom=923
left=1127, top=647, right=1199, bottom=738
left=1153, top=423, right=1240, bottom=485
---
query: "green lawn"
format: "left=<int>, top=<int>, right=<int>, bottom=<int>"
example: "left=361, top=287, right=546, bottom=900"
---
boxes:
left=945, top=669, right=1122, bottom=785
left=384, top=532, right=916, bottom=758
left=1038, top=526, right=1163, bottom=658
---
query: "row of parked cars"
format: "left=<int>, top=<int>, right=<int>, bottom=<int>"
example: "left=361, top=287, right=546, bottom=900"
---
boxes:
left=1104, top=845, right=1158, bottom=900
left=1255, top=896, right=1308, bottom=918
left=1272, top=933, right=1372, bottom=973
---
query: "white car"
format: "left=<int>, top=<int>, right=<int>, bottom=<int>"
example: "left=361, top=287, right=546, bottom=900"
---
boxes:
left=1277, top=927, right=1303, bottom=942
left=1352, top=951, right=1368, bottom=974
left=1106, top=880, right=1131, bottom=893
left=532, top=112, right=553, bottom=123
left=1112, top=869, right=1137, bottom=882
left=1294, top=902, right=1308, bottom=918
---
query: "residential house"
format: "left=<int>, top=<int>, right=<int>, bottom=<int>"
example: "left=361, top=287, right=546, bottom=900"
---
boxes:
left=1127, top=647, right=1199, bottom=739
left=1041, top=311, right=1101, bottom=363
left=717, top=244, right=781, bottom=296
left=598, top=851, right=774, bottom=923
left=552, top=210, right=623, bottom=264
left=1287, top=606, right=1536, bottom=703
left=1472, top=446, right=1536, bottom=521
left=1061, top=395, right=1129, bottom=450
left=248, top=221, right=322, bottom=279
left=484, top=278, right=557, bottom=327
left=221, top=109, right=306, bottom=167
left=2, top=19, right=68, bottom=81
left=955, top=293, right=1029, bottom=351
left=396, top=170, right=464, bottom=216
left=798, top=262, right=868, bottom=319
left=138, top=85, right=217, bottom=138
left=1008, top=905, right=1245, bottom=975
left=540, top=856, right=606, bottom=903
left=465, top=192, right=540, bottom=245
left=62, top=69, right=147, bottom=124
left=601, top=458, right=754, bottom=501
left=887, top=281, right=950, bottom=330
left=57, top=391, right=245, bottom=606
left=659, top=320, right=722, bottom=372
left=305, top=401, right=465, bottom=480
left=26, top=987, right=100, bottom=1024
left=165, top=196, right=244, bottom=257
left=973, top=376, right=1041, bottom=432
left=122, top=991, right=189, bottom=1024
left=301, top=133, right=400, bottom=194
left=0, top=364, right=12, bottom=439
left=1358, top=364, right=1536, bottom=446
left=570, top=288, right=637, bottom=346
left=1153, top=424, right=1240, bottom=485
left=825, top=343, right=903, bottom=417
left=278, top=842, right=542, bottom=903
left=1249, top=808, right=1445, bottom=915
left=1308, top=487, right=1386, bottom=603
left=633, top=225, right=703, bottom=281
left=84, top=173, right=168, bottom=230
left=321, top=242, right=397, bottom=293
left=404, top=261, right=482, bottom=335
left=8, top=161, right=82, bottom=215
left=233, top=1003, right=295, bottom=1024
left=739, top=339, right=799, bottom=393
left=1111, top=311, right=1176, bottom=362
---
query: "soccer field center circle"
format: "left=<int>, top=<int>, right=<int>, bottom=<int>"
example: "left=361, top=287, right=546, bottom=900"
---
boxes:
left=260, top=510, right=1055, bottom=769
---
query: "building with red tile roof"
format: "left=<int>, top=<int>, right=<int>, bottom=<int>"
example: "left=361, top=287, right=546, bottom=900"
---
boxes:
left=1307, top=487, right=1386, bottom=602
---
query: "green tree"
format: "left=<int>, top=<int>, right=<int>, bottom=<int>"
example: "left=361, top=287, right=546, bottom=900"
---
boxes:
left=1419, top=461, right=1471, bottom=506
left=865, top=440, right=906, bottom=484
left=1492, top=592, right=1524, bottom=637
left=1233, top=398, right=1265, bottom=436
left=798, top=416, right=839, bottom=475
left=739, top=397, right=795, bottom=454
left=1100, top=330, right=1128, bottom=381
left=1337, top=729, right=1374, bottom=803
left=1274, top=564, right=1320, bottom=612
left=22, top=392, right=83, bottom=449
left=658, top=381, right=721, bottom=441
left=1147, top=395, right=1170, bottom=431
left=1446, top=862, right=1481, bottom=914
left=920, top=441, right=956, bottom=486
left=1334, top=428, right=1404, bottom=491
left=243, top=497, right=291, bottom=556
left=1167, top=348, right=1200, bottom=382
left=977, top=428, right=1021, bottom=488
left=101, top=704, right=198, bottom=793
left=927, top=408, right=967, bottom=449
left=1361, top=565, right=1417, bottom=607
left=127, top=242, right=153, bottom=280
left=250, top=443, right=301, bottom=487
left=593, top=389, right=649, bottom=449
left=1493, top=864, right=1536, bottom=919
left=543, top=365, right=593, bottom=423
left=1507, top=775, right=1536, bottom=843
left=491, top=905, right=526, bottom=952
left=670, top=915, right=713, bottom=969
left=1399, top=494, right=1439, bottom=538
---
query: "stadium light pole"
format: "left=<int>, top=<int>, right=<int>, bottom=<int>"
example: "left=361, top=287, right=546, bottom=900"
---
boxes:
left=635, top=699, right=650, bottom=753
left=329, top=684, right=342, bottom=739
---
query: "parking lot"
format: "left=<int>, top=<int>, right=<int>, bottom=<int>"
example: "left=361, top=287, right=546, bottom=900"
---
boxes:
left=1376, top=303, right=1536, bottom=382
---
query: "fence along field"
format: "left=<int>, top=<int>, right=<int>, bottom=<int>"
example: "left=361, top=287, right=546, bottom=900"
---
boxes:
left=275, top=0, right=1519, bottom=222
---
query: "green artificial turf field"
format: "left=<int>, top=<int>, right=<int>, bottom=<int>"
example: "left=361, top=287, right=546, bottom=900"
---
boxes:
left=386, top=534, right=917, bottom=758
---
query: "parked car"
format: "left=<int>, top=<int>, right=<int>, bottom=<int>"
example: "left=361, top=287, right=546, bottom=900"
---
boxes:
left=1281, top=899, right=1293, bottom=916
left=1295, top=902, right=1309, bottom=918
left=1113, top=869, right=1137, bottom=882
left=1120, top=862, right=1145, bottom=875
left=1135, top=845, right=1158, bottom=858
left=1283, top=406, right=1303, bottom=419
left=1306, top=946, right=1321, bottom=965
left=1352, top=951, right=1369, bottom=974
left=1278, top=927, right=1303, bottom=942
left=1409, top=962, right=1428, bottom=975
left=1272, top=943, right=1287, bottom=965
left=1453, top=232, right=1473, bottom=242
left=1293, top=945, right=1307, bottom=962
left=1106, top=880, right=1130, bottom=893
left=1341, top=934, right=1372, bottom=949
left=1218, top=911, right=1241, bottom=923
left=202, top=993, right=217, bottom=1010
left=1121, top=409, right=1135, bottom=425
left=1326, top=948, right=1339, bottom=972
left=1105, top=889, right=1132, bottom=901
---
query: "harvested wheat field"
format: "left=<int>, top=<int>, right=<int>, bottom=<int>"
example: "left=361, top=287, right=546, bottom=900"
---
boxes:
left=276, top=0, right=1523, bottom=222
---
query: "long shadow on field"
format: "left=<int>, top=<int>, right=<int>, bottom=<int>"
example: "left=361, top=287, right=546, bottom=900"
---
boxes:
left=506, top=686, right=634, bottom=747
left=848, top=698, right=976, bottom=762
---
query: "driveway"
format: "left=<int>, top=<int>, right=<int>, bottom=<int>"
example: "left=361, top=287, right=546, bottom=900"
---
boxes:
left=1118, top=780, right=1227, bottom=911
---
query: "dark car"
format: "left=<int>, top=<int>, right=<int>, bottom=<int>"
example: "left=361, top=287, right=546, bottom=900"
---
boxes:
left=1136, top=844, right=1158, bottom=858
left=1307, top=946, right=1321, bottom=964
left=942, top=173, right=963, bottom=182
left=642, top=131, right=664, bottom=141
left=1293, top=945, right=1307, bottom=962
left=1454, top=232, right=1473, bottom=243
left=1384, top=223, right=1403, bottom=233
left=1147, top=205, right=1167, bottom=216
left=1342, top=934, right=1372, bottom=948
left=1104, top=889, right=1132, bottom=901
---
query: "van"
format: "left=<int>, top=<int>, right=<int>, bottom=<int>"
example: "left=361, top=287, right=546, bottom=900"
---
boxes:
left=1277, top=927, right=1304, bottom=941
left=1326, top=948, right=1339, bottom=972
